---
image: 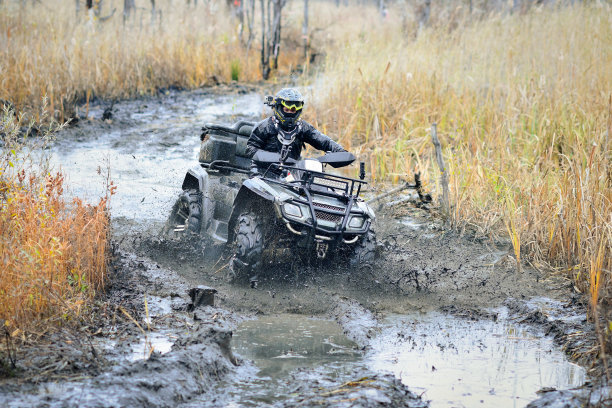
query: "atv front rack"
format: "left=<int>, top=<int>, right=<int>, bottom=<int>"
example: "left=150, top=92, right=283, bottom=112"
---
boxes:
left=262, top=163, right=366, bottom=198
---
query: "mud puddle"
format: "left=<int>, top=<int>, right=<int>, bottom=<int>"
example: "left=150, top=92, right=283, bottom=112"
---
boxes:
left=50, top=87, right=262, bottom=232
left=368, top=311, right=586, bottom=408
left=219, top=315, right=362, bottom=406
left=177, top=308, right=586, bottom=407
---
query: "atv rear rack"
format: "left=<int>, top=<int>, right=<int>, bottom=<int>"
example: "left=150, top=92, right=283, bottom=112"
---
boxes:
left=200, top=160, right=251, bottom=175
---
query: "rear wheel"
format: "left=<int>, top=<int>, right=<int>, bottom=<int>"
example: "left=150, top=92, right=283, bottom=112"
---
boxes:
left=165, top=189, right=202, bottom=236
left=229, top=211, right=264, bottom=281
left=348, top=230, right=377, bottom=268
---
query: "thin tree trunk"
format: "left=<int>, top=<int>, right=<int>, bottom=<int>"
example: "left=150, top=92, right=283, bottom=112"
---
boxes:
left=302, top=0, right=308, bottom=60
left=123, top=0, right=134, bottom=22
left=271, top=0, right=281, bottom=70
left=418, top=0, right=431, bottom=33
left=150, top=0, right=156, bottom=26
left=260, top=0, right=270, bottom=79
left=245, top=0, right=255, bottom=55
left=431, top=123, right=450, bottom=219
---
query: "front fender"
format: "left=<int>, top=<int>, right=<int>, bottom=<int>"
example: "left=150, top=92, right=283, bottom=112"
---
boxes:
left=227, top=179, right=276, bottom=243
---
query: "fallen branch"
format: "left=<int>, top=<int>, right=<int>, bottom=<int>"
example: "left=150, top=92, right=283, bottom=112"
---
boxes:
left=366, top=173, right=431, bottom=208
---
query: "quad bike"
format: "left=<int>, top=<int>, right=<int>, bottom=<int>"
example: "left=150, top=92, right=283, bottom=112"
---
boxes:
left=166, top=120, right=377, bottom=279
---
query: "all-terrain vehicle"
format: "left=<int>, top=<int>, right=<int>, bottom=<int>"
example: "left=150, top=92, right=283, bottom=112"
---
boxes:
left=166, top=120, right=376, bottom=278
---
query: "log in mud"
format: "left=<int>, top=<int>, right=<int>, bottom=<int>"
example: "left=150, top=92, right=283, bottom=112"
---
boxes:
left=0, top=86, right=608, bottom=408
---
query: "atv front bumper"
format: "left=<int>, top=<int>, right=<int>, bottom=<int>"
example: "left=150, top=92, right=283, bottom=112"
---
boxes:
left=277, top=199, right=371, bottom=243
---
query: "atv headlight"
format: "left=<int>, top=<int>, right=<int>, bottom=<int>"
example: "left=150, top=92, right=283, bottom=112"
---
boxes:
left=348, top=216, right=365, bottom=229
left=283, top=202, right=303, bottom=218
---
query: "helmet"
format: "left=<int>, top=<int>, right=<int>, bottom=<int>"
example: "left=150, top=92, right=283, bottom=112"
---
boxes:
left=272, top=88, right=304, bottom=130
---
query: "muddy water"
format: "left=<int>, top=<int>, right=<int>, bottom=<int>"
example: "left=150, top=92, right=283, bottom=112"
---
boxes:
left=219, top=315, right=362, bottom=406
left=51, top=90, right=262, bottom=231
left=368, top=312, right=585, bottom=408
left=226, top=312, right=585, bottom=407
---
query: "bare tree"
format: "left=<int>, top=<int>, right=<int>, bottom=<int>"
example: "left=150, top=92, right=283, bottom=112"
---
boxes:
left=270, top=0, right=284, bottom=70
left=303, top=0, right=308, bottom=60
left=260, top=0, right=270, bottom=79
left=259, top=0, right=286, bottom=78
left=244, top=0, right=256, bottom=54
left=416, top=0, right=431, bottom=33
left=123, top=0, right=135, bottom=22
left=150, top=0, right=156, bottom=25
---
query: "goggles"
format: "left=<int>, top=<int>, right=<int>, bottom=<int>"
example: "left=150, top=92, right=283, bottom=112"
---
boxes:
left=280, top=100, right=303, bottom=113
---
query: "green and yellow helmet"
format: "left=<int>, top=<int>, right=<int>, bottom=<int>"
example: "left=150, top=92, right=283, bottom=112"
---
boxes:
left=272, top=88, right=304, bottom=130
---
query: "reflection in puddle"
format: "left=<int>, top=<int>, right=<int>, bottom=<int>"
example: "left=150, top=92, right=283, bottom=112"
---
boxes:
left=233, top=314, right=360, bottom=378
left=226, top=311, right=586, bottom=408
left=219, top=315, right=361, bottom=406
left=368, top=312, right=586, bottom=408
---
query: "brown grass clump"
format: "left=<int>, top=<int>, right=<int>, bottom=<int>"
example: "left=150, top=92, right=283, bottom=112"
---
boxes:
left=309, top=3, right=611, bottom=314
left=0, top=108, right=112, bottom=331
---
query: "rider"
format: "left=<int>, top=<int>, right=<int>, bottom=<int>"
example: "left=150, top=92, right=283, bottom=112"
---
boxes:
left=245, top=88, right=346, bottom=162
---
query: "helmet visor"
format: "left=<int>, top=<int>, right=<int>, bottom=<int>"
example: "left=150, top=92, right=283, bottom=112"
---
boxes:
left=280, top=100, right=303, bottom=114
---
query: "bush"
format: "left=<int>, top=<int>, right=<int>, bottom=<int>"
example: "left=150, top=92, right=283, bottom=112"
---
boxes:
left=0, top=105, right=112, bottom=330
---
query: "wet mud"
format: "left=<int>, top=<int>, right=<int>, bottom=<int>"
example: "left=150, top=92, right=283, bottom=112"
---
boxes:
left=1, top=87, right=609, bottom=407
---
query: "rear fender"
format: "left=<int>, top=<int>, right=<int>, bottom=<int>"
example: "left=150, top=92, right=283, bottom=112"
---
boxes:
left=227, top=179, right=276, bottom=243
left=182, top=165, right=209, bottom=192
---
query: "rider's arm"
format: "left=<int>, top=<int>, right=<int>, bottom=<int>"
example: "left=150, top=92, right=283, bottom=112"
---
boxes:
left=301, top=122, right=346, bottom=153
left=245, top=119, right=270, bottom=158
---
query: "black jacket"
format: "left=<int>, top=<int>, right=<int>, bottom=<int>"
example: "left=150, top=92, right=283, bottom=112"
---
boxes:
left=245, top=117, right=345, bottom=160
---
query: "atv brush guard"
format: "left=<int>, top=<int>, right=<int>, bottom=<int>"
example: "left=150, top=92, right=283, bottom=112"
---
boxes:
left=257, top=161, right=370, bottom=242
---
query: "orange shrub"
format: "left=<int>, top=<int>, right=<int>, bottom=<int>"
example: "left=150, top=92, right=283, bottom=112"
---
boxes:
left=0, top=163, right=111, bottom=329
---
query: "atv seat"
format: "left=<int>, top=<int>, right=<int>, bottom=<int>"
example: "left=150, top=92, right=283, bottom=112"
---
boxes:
left=199, top=120, right=255, bottom=171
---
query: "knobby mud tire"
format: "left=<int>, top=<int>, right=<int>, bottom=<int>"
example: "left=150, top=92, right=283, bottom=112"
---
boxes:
left=230, top=211, right=264, bottom=281
left=348, top=230, right=377, bottom=268
left=165, top=189, right=202, bottom=237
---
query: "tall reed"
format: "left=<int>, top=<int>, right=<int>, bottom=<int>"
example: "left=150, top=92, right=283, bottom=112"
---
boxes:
left=310, top=3, right=611, bottom=306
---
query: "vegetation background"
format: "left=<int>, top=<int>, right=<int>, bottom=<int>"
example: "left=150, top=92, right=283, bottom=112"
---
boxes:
left=0, top=0, right=610, bottom=361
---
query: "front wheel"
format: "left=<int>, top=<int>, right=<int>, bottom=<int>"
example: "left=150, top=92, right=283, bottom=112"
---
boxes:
left=348, top=230, right=377, bottom=268
left=229, top=211, right=264, bottom=280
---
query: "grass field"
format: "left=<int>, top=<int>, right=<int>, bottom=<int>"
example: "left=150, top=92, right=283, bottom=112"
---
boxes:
left=0, top=0, right=303, bottom=120
left=309, top=3, right=611, bottom=319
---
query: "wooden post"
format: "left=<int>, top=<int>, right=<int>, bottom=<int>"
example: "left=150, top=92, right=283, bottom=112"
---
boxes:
left=431, top=123, right=450, bottom=218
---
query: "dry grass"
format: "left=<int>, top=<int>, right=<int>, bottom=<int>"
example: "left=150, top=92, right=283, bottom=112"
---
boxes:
left=308, top=3, right=611, bottom=314
left=0, top=0, right=303, bottom=120
left=0, top=107, right=112, bottom=331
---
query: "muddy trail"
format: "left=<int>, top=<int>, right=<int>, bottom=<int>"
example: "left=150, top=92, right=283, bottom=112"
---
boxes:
left=1, top=86, right=608, bottom=407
